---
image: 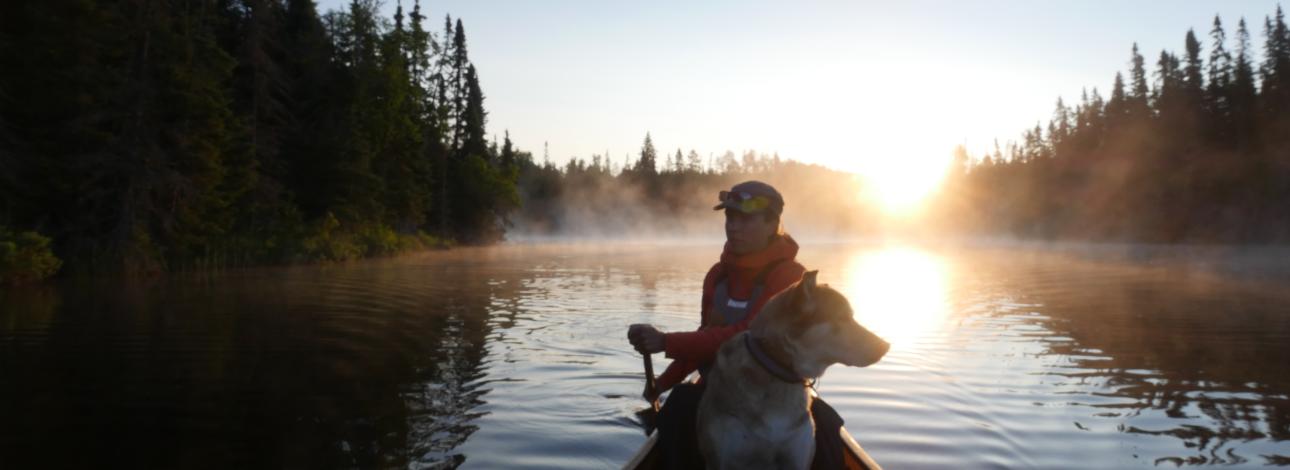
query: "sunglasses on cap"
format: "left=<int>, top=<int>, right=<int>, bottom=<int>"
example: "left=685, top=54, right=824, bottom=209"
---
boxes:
left=717, top=190, right=772, bottom=213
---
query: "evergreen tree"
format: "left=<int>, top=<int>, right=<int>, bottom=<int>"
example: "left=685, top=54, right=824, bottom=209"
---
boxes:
left=1260, top=7, right=1290, bottom=138
left=326, top=0, right=386, bottom=222
left=117, top=0, right=245, bottom=269
left=375, top=2, right=432, bottom=232
left=462, top=63, right=488, bottom=160
left=501, top=130, right=517, bottom=176
left=1154, top=51, right=1184, bottom=117
left=281, top=0, right=343, bottom=217
left=407, top=0, right=430, bottom=84
left=1128, top=43, right=1152, bottom=120
left=636, top=133, right=657, bottom=175
left=1232, top=18, right=1259, bottom=150
left=1207, top=15, right=1234, bottom=145
left=686, top=149, right=702, bottom=173
left=1051, top=97, right=1071, bottom=146
left=1182, top=29, right=1206, bottom=116
left=1106, top=72, right=1128, bottom=125
left=214, top=0, right=311, bottom=261
left=432, top=15, right=454, bottom=236
left=450, top=18, right=470, bottom=155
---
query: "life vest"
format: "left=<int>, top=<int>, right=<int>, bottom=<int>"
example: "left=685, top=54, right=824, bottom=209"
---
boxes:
left=698, top=258, right=785, bottom=377
left=705, top=258, right=787, bottom=327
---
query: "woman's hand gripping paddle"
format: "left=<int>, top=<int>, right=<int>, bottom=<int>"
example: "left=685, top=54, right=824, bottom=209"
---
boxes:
left=629, top=324, right=662, bottom=433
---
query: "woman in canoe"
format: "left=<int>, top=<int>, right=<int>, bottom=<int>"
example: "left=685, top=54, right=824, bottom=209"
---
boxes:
left=628, top=180, right=850, bottom=469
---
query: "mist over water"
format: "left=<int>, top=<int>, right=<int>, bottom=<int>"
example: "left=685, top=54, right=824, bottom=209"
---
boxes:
left=510, top=159, right=878, bottom=240
left=3, top=241, right=1289, bottom=468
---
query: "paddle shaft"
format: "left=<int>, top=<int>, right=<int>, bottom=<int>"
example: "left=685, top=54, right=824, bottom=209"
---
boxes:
left=643, top=353, right=660, bottom=412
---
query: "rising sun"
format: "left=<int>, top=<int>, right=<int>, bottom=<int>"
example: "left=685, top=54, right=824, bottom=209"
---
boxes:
left=856, top=150, right=953, bottom=215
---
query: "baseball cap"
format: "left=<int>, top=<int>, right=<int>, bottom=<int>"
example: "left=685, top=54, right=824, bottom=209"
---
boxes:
left=712, top=180, right=784, bottom=216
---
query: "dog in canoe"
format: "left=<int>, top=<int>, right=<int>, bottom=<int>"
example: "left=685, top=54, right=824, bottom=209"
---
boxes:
left=696, top=270, right=889, bottom=470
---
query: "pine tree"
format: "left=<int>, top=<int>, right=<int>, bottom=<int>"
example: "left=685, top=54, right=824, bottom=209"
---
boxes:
left=501, top=130, right=517, bottom=175
left=126, top=0, right=245, bottom=268
left=462, top=63, right=488, bottom=160
left=1107, top=72, right=1128, bottom=125
left=222, top=0, right=289, bottom=180
left=1051, top=97, right=1071, bottom=146
left=1260, top=7, right=1290, bottom=130
left=1206, top=15, right=1235, bottom=146
left=407, top=0, right=430, bottom=85
left=1154, top=50, right=1184, bottom=118
left=281, top=0, right=343, bottom=218
left=433, top=15, right=454, bottom=236
left=324, top=0, right=387, bottom=223
left=637, top=133, right=657, bottom=175
left=1128, top=43, right=1152, bottom=120
left=1232, top=18, right=1259, bottom=150
left=450, top=18, right=470, bottom=155
left=686, top=149, right=702, bottom=173
left=377, top=2, right=432, bottom=233
left=1182, top=29, right=1206, bottom=114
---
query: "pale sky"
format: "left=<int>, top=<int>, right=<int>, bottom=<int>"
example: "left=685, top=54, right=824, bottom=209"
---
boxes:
left=319, top=0, right=1285, bottom=177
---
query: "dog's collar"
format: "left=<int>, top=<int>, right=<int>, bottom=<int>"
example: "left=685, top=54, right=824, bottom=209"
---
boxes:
left=744, top=333, right=809, bottom=385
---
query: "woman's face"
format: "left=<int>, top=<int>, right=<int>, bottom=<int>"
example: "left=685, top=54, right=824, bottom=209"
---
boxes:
left=725, top=209, right=777, bottom=255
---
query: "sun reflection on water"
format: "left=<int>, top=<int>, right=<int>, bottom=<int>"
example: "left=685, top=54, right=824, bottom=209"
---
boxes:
left=839, top=246, right=951, bottom=348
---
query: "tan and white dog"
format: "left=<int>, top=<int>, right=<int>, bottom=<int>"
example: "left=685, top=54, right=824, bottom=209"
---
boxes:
left=696, top=270, right=889, bottom=470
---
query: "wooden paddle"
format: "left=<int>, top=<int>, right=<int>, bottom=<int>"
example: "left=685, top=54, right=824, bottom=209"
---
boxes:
left=629, top=324, right=662, bottom=433
left=639, top=352, right=661, bottom=434
left=643, top=353, right=660, bottom=411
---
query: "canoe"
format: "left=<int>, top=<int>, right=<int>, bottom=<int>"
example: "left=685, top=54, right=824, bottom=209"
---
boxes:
left=621, top=424, right=882, bottom=470
left=622, top=364, right=881, bottom=469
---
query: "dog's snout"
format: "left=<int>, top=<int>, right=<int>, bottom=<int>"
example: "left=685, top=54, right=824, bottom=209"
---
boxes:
left=844, top=327, right=891, bottom=368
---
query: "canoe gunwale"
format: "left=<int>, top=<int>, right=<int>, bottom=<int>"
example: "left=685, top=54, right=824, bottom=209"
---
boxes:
left=620, top=425, right=881, bottom=469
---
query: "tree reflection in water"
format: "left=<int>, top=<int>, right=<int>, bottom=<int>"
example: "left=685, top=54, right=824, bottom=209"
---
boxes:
left=974, top=254, right=1290, bottom=466
left=0, top=257, right=504, bottom=469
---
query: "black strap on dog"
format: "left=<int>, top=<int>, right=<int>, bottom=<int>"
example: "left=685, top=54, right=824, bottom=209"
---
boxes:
left=744, top=333, right=809, bottom=385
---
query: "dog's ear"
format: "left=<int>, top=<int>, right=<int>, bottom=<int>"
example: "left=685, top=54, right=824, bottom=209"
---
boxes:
left=797, top=270, right=819, bottom=313
left=802, top=270, right=818, bottom=291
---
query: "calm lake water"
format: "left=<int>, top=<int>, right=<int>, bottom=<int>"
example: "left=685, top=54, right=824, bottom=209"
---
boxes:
left=2, top=241, right=1289, bottom=468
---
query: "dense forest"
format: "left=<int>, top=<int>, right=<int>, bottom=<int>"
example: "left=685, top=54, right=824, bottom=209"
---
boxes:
left=936, top=7, right=1290, bottom=243
left=0, top=0, right=519, bottom=276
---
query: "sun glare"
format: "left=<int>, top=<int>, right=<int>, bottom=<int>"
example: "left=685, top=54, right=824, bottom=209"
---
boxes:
left=841, top=247, right=950, bottom=348
left=857, top=151, right=953, bottom=215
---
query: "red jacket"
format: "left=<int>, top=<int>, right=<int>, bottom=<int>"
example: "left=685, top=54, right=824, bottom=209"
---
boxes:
left=655, top=234, right=805, bottom=392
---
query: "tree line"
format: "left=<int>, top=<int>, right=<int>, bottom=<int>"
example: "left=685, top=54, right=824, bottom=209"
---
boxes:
left=0, top=0, right=519, bottom=275
left=514, top=133, right=876, bottom=238
left=938, top=7, right=1290, bottom=243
